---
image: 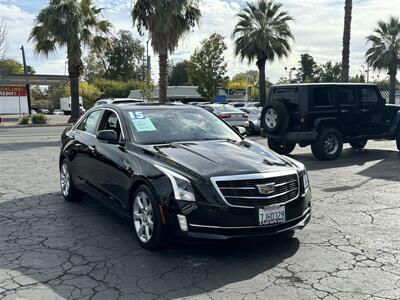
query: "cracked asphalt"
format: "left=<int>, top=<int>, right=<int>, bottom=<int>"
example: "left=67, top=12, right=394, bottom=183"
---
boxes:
left=0, top=126, right=400, bottom=300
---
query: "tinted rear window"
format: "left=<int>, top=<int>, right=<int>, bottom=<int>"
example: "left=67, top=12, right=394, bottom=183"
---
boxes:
left=269, top=87, right=299, bottom=112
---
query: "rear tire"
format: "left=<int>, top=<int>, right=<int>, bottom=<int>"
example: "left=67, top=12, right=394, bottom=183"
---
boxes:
left=261, top=102, right=289, bottom=135
left=60, top=160, right=83, bottom=202
left=131, top=185, right=166, bottom=250
left=268, top=139, right=296, bottom=155
left=350, top=139, right=368, bottom=149
left=247, top=121, right=255, bottom=135
left=311, top=127, right=343, bottom=161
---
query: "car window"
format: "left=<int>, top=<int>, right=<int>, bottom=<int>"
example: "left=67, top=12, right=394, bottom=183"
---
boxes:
left=340, top=87, right=357, bottom=106
left=125, top=108, right=241, bottom=144
left=313, top=87, right=334, bottom=107
left=77, top=110, right=102, bottom=134
left=98, top=111, right=123, bottom=141
left=361, top=88, right=379, bottom=105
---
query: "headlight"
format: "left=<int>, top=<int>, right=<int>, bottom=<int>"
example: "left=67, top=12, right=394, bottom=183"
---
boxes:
left=155, top=165, right=196, bottom=202
left=283, top=155, right=310, bottom=191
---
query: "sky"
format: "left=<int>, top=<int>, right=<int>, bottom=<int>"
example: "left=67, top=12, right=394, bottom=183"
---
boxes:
left=0, top=0, right=398, bottom=83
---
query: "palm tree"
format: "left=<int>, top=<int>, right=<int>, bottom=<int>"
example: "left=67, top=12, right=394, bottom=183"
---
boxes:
left=366, top=16, right=400, bottom=104
left=233, top=0, right=294, bottom=106
left=132, top=0, right=201, bottom=103
left=29, top=0, right=111, bottom=122
left=341, top=0, right=352, bottom=82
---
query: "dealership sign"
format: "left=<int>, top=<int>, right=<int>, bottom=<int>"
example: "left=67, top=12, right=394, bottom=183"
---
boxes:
left=0, top=86, right=28, bottom=114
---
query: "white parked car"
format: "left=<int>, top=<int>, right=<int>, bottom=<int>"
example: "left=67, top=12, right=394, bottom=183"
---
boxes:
left=202, top=104, right=249, bottom=129
left=93, top=98, right=144, bottom=107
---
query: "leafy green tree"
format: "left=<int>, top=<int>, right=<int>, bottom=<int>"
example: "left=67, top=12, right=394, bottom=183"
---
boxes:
left=188, top=33, right=228, bottom=101
left=315, top=61, right=342, bottom=82
left=83, top=52, right=107, bottom=82
left=29, top=0, right=112, bottom=122
left=297, top=53, right=318, bottom=82
left=105, top=30, right=145, bottom=81
left=169, top=60, right=190, bottom=86
left=341, top=0, right=352, bottom=81
left=231, top=70, right=259, bottom=85
left=233, top=0, right=294, bottom=106
left=366, top=16, right=400, bottom=104
left=349, top=74, right=366, bottom=83
left=132, top=0, right=201, bottom=103
left=0, top=59, right=35, bottom=75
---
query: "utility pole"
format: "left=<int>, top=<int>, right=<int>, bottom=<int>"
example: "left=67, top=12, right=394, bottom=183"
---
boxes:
left=20, top=45, right=31, bottom=114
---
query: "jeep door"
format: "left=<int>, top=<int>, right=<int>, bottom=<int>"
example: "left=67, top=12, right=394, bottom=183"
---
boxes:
left=337, top=86, right=360, bottom=136
left=358, top=86, right=387, bottom=134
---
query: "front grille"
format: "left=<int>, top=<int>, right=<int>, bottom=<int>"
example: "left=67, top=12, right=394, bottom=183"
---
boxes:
left=213, top=173, right=299, bottom=207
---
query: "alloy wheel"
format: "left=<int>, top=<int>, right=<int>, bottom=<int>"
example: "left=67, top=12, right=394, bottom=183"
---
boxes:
left=324, top=134, right=339, bottom=155
left=264, top=108, right=278, bottom=129
left=60, top=162, right=70, bottom=197
left=133, top=191, right=154, bottom=243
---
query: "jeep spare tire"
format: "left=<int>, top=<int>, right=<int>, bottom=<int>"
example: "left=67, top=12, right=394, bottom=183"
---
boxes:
left=261, top=101, right=290, bottom=135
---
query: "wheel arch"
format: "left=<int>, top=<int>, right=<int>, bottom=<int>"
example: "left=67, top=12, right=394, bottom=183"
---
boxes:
left=313, top=118, right=343, bottom=133
left=128, top=178, right=160, bottom=215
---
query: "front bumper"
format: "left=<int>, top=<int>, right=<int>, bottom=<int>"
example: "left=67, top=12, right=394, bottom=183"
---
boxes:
left=166, top=188, right=311, bottom=240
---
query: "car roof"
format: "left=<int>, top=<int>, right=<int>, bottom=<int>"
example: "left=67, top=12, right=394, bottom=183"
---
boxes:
left=272, top=83, right=377, bottom=88
left=115, top=102, right=201, bottom=111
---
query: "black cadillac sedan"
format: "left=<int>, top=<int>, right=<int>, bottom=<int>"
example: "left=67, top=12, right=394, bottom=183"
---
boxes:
left=59, top=103, right=311, bottom=250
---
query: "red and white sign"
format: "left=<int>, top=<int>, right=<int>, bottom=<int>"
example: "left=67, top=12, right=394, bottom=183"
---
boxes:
left=0, top=86, right=28, bottom=114
left=0, top=86, right=27, bottom=97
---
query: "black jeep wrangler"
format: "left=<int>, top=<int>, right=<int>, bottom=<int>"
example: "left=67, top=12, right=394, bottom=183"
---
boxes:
left=261, top=83, right=400, bottom=160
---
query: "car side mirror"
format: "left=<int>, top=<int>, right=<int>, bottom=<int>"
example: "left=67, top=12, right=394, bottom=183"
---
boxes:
left=235, top=126, right=248, bottom=137
left=97, top=130, right=119, bottom=144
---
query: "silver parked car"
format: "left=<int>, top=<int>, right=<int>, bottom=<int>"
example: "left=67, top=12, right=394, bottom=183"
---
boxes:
left=93, top=98, right=144, bottom=107
left=202, top=104, right=249, bottom=129
left=240, top=107, right=262, bottom=134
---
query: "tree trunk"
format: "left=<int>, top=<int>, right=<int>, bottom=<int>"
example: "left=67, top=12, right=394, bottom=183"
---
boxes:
left=341, top=0, right=352, bottom=82
left=389, top=69, right=397, bottom=105
left=159, top=50, right=168, bottom=103
left=257, top=58, right=267, bottom=107
left=68, top=62, right=80, bottom=123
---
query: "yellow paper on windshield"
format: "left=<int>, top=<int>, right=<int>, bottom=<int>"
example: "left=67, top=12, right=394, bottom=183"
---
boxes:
left=132, top=117, right=156, bottom=132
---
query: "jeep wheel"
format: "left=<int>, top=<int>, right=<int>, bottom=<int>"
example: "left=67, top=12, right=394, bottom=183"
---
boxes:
left=396, top=127, right=400, bottom=151
left=311, top=127, right=343, bottom=161
left=261, top=102, right=289, bottom=135
left=350, top=139, right=368, bottom=149
left=268, top=139, right=296, bottom=155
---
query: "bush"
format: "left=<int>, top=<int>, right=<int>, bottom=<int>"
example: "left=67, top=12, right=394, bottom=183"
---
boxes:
left=19, top=115, right=30, bottom=125
left=31, top=113, right=48, bottom=124
left=92, top=78, right=141, bottom=99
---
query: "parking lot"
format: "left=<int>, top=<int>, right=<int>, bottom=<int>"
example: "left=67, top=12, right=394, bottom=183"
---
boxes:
left=0, top=126, right=400, bottom=300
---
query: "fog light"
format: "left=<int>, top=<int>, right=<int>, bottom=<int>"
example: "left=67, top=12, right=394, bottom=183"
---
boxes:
left=177, top=214, right=188, bottom=232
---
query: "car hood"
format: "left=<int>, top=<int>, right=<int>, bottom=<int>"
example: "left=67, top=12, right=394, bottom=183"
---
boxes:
left=140, top=139, right=293, bottom=179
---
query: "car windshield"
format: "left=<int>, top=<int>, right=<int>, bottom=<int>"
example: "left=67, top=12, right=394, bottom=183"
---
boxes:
left=125, top=108, right=241, bottom=144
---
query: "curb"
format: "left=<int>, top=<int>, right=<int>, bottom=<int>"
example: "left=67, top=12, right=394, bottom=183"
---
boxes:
left=0, top=123, right=73, bottom=129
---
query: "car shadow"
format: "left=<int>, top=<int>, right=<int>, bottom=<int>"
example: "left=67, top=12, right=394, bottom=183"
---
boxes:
left=0, top=192, right=300, bottom=299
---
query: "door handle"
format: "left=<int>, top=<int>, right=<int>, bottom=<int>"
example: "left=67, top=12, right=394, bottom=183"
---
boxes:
left=88, top=145, right=96, bottom=152
left=340, top=109, right=349, bottom=113
left=361, top=109, right=370, bottom=113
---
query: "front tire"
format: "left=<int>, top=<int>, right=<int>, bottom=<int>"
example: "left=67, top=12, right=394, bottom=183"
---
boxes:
left=60, top=160, right=83, bottom=202
left=247, top=121, right=255, bottom=135
left=131, top=185, right=165, bottom=250
left=396, top=126, right=400, bottom=151
left=268, top=139, right=296, bottom=155
left=350, top=139, right=368, bottom=149
left=311, top=127, right=343, bottom=161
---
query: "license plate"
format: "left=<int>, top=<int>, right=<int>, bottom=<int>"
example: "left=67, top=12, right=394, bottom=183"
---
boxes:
left=259, top=206, right=286, bottom=225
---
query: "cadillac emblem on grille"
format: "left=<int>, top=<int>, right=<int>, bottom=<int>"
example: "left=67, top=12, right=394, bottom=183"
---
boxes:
left=257, top=183, right=276, bottom=195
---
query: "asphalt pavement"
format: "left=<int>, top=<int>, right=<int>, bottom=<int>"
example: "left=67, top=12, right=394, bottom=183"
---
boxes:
left=0, top=126, right=400, bottom=300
